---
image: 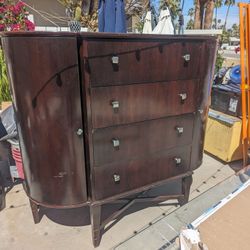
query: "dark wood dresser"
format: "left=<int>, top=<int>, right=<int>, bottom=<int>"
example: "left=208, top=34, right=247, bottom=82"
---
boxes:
left=1, top=32, right=217, bottom=247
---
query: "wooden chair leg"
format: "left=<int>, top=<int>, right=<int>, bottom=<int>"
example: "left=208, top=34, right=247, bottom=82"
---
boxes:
left=90, top=204, right=102, bottom=248
left=178, top=175, right=193, bottom=206
left=29, top=199, right=40, bottom=224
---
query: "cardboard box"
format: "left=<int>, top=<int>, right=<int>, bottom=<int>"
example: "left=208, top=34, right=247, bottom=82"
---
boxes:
left=204, top=109, right=242, bottom=162
left=1, top=101, right=12, bottom=111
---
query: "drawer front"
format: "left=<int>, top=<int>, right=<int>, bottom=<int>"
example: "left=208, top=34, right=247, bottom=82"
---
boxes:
left=86, top=40, right=203, bottom=86
left=93, top=114, right=194, bottom=166
left=91, top=80, right=198, bottom=128
left=92, top=145, right=191, bottom=200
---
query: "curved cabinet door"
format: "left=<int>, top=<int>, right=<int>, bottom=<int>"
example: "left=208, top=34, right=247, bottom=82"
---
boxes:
left=2, top=35, right=87, bottom=207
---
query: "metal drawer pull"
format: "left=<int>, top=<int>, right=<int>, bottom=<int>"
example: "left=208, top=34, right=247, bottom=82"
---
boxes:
left=183, top=54, right=191, bottom=62
left=178, top=93, right=187, bottom=103
left=113, top=174, right=120, bottom=183
left=174, top=157, right=182, bottom=165
left=112, top=138, right=120, bottom=149
left=111, top=100, right=120, bottom=113
left=176, top=126, right=184, bottom=134
left=111, top=56, right=119, bottom=64
left=76, top=128, right=83, bottom=136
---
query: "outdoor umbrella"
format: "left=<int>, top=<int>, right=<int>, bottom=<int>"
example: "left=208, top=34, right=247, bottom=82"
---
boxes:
left=142, top=11, right=152, bottom=34
left=152, top=8, right=174, bottom=34
left=98, top=0, right=127, bottom=33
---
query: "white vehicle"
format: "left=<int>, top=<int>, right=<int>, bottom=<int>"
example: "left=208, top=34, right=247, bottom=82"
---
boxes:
left=221, top=43, right=229, bottom=50
left=221, top=37, right=240, bottom=50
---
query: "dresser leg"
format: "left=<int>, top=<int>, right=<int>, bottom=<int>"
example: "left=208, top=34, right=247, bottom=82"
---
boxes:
left=29, top=199, right=40, bottom=224
left=179, top=175, right=193, bottom=206
left=90, top=204, right=102, bottom=247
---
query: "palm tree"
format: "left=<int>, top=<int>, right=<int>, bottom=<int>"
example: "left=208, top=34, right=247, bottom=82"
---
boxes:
left=188, top=7, right=194, bottom=17
left=214, top=0, right=222, bottom=29
left=194, top=0, right=201, bottom=28
left=186, top=19, right=194, bottom=29
left=181, top=0, right=185, bottom=10
left=160, top=0, right=181, bottom=18
left=231, top=23, right=239, bottom=37
left=218, top=19, right=222, bottom=28
left=224, top=0, right=235, bottom=30
left=187, top=7, right=194, bottom=29
left=212, top=18, right=216, bottom=28
left=194, top=0, right=208, bottom=29
left=204, top=0, right=215, bottom=29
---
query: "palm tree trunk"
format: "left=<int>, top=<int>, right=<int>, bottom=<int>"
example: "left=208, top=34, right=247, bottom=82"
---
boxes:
left=194, top=0, right=201, bottom=28
left=91, top=0, right=99, bottom=14
left=204, top=0, right=215, bottom=29
left=181, top=0, right=185, bottom=10
left=200, top=2, right=205, bottom=29
left=224, top=4, right=231, bottom=30
left=82, top=0, right=91, bottom=15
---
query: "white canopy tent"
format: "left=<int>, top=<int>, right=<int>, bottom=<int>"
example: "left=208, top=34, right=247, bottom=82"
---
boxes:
left=142, top=11, right=152, bottom=34
left=152, top=8, right=174, bottom=35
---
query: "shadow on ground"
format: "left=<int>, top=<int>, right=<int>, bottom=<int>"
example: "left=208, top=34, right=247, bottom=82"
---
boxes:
left=204, top=151, right=243, bottom=172
left=38, top=179, right=181, bottom=230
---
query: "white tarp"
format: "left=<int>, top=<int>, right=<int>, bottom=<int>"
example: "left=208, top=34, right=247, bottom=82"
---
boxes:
left=152, top=8, right=174, bottom=34
left=179, top=228, right=208, bottom=250
left=142, top=11, right=152, bottom=34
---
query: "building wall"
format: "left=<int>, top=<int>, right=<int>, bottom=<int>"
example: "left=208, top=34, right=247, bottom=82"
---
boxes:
left=24, top=0, right=141, bottom=32
left=131, top=16, right=141, bottom=32
left=24, top=0, right=68, bottom=27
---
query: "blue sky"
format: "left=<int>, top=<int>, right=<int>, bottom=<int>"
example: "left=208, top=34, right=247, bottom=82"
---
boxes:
left=153, top=0, right=249, bottom=28
left=183, top=0, right=244, bottom=28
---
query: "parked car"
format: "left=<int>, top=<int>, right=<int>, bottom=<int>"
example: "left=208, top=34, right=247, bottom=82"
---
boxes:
left=235, top=46, right=240, bottom=54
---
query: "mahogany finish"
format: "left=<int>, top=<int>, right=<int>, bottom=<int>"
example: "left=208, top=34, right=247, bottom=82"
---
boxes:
left=1, top=32, right=217, bottom=247
left=93, top=114, right=194, bottom=166
left=91, top=80, right=197, bottom=128
left=87, top=40, right=203, bottom=86
left=93, top=145, right=191, bottom=200
left=2, top=36, right=87, bottom=206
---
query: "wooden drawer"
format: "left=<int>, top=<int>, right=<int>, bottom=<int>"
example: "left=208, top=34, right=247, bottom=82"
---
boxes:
left=92, top=145, right=191, bottom=200
left=93, top=114, right=194, bottom=166
left=91, top=80, right=198, bottom=128
left=86, top=40, right=203, bottom=86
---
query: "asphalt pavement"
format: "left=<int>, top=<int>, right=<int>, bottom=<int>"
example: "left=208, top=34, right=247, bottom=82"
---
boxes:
left=220, top=49, right=240, bottom=60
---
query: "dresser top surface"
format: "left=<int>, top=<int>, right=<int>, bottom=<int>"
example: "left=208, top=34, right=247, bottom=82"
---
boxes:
left=0, top=31, right=217, bottom=41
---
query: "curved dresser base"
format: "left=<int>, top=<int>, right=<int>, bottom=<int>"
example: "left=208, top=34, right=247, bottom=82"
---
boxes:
left=28, top=174, right=193, bottom=247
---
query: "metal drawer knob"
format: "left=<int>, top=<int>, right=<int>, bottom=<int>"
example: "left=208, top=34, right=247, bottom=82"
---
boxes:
left=178, top=93, right=187, bottom=104
left=112, top=138, right=120, bottom=149
left=111, top=56, right=119, bottom=64
left=174, top=157, right=182, bottom=165
left=176, top=126, right=184, bottom=135
left=76, top=128, right=83, bottom=136
left=113, top=174, right=120, bottom=183
left=183, top=54, right=191, bottom=62
left=111, top=100, right=119, bottom=113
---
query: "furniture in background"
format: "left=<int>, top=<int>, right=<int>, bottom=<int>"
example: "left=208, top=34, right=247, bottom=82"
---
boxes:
left=204, top=109, right=242, bottom=162
left=211, top=88, right=242, bottom=117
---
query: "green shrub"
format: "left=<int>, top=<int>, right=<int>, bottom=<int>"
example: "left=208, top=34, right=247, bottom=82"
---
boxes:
left=0, top=48, right=11, bottom=104
left=215, top=52, right=225, bottom=73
